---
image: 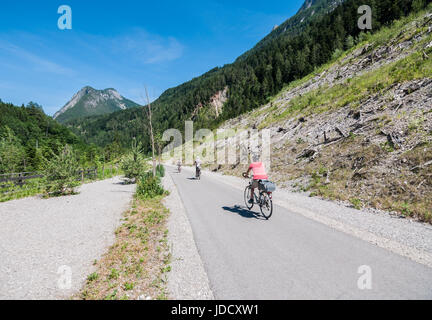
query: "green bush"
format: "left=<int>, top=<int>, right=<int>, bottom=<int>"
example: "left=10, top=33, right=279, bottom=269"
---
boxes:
left=0, top=127, right=26, bottom=174
left=331, top=48, right=344, bottom=61
left=120, top=140, right=148, bottom=182
left=156, top=164, right=165, bottom=178
left=120, top=154, right=146, bottom=181
left=43, top=145, right=80, bottom=196
left=137, top=172, right=165, bottom=199
left=357, top=31, right=371, bottom=44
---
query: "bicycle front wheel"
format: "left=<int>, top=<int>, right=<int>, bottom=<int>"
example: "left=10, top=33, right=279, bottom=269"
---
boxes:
left=244, top=186, right=254, bottom=210
left=260, top=193, right=273, bottom=220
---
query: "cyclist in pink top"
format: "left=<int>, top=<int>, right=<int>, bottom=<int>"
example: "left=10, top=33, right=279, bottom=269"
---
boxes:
left=244, top=155, right=268, bottom=204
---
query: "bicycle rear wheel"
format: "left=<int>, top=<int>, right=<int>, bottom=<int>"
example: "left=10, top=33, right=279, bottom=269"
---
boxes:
left=244, top=186, right=254, bottom=210
left=259, top=192, right=273, bottom=220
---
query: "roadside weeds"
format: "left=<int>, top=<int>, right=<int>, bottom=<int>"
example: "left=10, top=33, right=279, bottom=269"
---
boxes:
left=76, top=194, right=171, bottom=300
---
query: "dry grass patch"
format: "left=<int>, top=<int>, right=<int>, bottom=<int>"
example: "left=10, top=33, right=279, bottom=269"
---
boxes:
left=274, top=136, right=432, bottom=223
left=76, top=195, right=171, bottom=300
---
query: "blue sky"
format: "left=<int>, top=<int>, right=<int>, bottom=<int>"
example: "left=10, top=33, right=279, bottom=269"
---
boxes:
left=0, top=0, right=304, bottom=116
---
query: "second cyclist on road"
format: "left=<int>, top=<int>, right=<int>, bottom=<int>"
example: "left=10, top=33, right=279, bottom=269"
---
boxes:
left=195, top=157, right=202, bottom=179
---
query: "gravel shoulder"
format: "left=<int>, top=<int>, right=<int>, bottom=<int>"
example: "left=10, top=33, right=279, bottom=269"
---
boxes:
left=0, top=177, right=135, bottom=300
left=162, top=168, right=214, bottom=300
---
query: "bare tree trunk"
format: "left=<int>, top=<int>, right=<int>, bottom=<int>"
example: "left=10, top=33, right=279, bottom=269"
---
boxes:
left=102, top=153, right=105, bottom=179
left=144, top=87, right=157, bottom=177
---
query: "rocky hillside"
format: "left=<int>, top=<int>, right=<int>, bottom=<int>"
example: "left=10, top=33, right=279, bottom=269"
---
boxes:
left=177, top=8, right=432, bottom=222
left=54, top=86, right=139, bottom=123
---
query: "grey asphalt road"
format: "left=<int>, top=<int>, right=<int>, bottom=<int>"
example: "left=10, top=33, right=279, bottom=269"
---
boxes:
left=168, top=166, right=432, bottom=300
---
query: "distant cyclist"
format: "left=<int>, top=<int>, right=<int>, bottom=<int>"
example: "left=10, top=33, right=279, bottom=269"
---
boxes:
left=243, top=154, right=268, bottom=204
left=195, top=156, right=202, bottom=179
left=177, top=160, right=182, bottom=173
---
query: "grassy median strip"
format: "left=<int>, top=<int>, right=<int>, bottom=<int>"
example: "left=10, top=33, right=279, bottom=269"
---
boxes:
left=77, top=173, right=171, bottom=300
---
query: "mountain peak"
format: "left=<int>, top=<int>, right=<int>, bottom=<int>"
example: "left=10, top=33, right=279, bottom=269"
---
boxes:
left=53, top=86, right=139, bottom=123
left=83, top=85, right=95, bottom=90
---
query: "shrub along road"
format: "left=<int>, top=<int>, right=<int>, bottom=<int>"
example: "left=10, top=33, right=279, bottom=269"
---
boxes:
left=168, top=166, right=432, bottom=299
left=0, top=176, right=135, bottom=300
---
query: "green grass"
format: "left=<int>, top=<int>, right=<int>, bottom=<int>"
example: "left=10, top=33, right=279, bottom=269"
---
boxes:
left=0, top=179, right=45, bottom=203
left=96, top=163, right=122, bottom=180
left=123, top=282, right=134, bottom=291
left=350, top=198, right=363, bottom=210
left=108, top=268, right=120, bottom=280
left=381, top=141, right=395, bottom=153
left=104, top=289, right=118, bottom=301
left=87, top=273, right=99, bottom=282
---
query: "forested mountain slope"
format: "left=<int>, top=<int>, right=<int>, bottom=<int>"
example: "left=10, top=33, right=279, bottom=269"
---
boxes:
left=238, top=0, right=346, bottom=59
left=0, top=102, right=98, bottom=173
left=66, top=0, right=430, bottom=153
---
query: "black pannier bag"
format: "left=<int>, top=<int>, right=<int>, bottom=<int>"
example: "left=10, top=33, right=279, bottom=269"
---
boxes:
left=259, top=180, right=276, bottom=192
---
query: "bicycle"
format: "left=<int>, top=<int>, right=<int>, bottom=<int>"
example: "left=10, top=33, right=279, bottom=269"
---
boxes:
left=243, top=173, right=274, bottom=220
left=196, top=167, right=201, bottom=180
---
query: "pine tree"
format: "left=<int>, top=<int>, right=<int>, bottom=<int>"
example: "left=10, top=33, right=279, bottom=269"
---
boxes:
left=0, top=127, right=25, bottom=174
left=412, top=0, right=426, bottom=11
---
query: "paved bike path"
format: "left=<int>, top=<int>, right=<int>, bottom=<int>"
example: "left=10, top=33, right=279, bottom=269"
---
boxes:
left=168, top=167, right=432, bottom=299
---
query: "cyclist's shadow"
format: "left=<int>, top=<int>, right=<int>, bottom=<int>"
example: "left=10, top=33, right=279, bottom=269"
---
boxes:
left=222, top=205, right=267, bottom=220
